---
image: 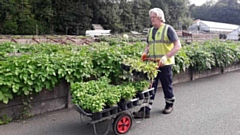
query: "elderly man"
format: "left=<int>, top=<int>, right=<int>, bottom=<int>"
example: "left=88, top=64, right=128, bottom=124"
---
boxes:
left=133, top=8, right=182, bottom=118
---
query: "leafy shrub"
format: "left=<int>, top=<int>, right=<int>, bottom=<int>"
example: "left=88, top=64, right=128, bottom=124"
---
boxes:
left=1, top=38, right=240, bottom=105
left=206, top=40, right=240, bottom=67
left=185, top=42, right=216, bottom=71
left=173, top=46, right=191, bottom=74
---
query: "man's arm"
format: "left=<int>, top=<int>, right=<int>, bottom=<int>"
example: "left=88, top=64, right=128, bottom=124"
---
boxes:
left=166, top=26, right=182, bottom=58
left=143, top=45, right=149, bottom=54
left=166, top=40, right=181, bottom=58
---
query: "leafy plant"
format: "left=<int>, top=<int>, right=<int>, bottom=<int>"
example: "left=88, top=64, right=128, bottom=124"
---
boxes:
left=71, top=77, right=121, bottom=112
left=173, top=46, right=191, bottom=74
left=185, top=42, right=216, bottom=71
left=206, top=40, right=240, bottom=67
left=117, top=85, right=136, bottom=101
left=122, top=57, right=159, bottom=81
left=0, top=115, right=12, bottom=125
left=123, top=80, right=150, bottom=92
left=1, top=38, right=240, bottom=114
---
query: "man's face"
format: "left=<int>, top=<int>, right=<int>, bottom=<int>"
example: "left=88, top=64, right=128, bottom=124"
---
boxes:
left=150, top=12, right=161, bottom=27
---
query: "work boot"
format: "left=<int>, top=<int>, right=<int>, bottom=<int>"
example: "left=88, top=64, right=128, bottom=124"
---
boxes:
left=133, top=107, right=150, bottom=118
left=133, top=110, right=150, bottom=118
left=162, top=105, right=173, bottom=114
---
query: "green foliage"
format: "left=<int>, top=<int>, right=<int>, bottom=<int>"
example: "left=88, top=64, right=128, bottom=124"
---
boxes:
left=117, top=84, right=136, bottom=101
left=132, top=0, right=151, bottom=31
left=178, top=16, right=194, bottom=30
left=71, top=78, right=109, bottom=112
left=185, top=42, right=216, bottom=71
left=122, top=57, right=159, bottom=81
left=30, top=0, right=53, bottom=34
left=190, top=0, right=240, bottom=25
left=172, top=47, right=191, bottom=74
left=205, top=40, right=240, bottom=67
left=123, top=80, right=150, bottom=92
left=89, top=42, right=124, bottom=83
left=1, top=38, right=240, bottom=113
left=0, top=42, right=94, bottom=103
left=0, top=115, right=12, bottom=125
left=0, top=0, right=152, bottom=34
left=0, top=41, right=146, bottom=104
left=71, top=77, right=137, bottom=112
left=1, top=20, right=18, bottom=34
left=150, top=0, right=190, bottom=27
left=183, top=40, right=240, bottom=71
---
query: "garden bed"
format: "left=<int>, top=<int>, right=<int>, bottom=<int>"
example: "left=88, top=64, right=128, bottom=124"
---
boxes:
left=1, top=40, right=240, bottom=123
left=0, top=80, right=70, bottom=120
left=1, top=63, right=240, bottom=121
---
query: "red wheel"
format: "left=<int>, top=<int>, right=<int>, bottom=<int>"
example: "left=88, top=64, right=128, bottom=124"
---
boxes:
left=113, top=113, right=132, bottom=135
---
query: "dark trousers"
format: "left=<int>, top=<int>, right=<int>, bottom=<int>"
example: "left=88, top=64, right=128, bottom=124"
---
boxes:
left=151, top=65, right=174, bottom=100
left=140, top=65, right=175, bottom=113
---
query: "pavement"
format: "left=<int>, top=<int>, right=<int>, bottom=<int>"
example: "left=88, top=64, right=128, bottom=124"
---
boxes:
left=1, top=70, right=240, bottom=135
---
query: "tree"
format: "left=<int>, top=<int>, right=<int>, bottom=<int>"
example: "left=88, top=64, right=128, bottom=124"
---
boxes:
left=190, top=0, right=240, bottom=25
left=190, top=3, right=213, bottom=21
left=132, top=0, right=151, bottom=31
left=15, top=0, right=37, bottom=34
left=52, top=0, right=93, bottom=35
left=30, top=0, right=53, bottom=34
left=150, top=0, right=190, bottom=28
left=98, top=1, right=122, bottom=33
left=178, top=16, right=193, bottom=30
left=0, top=0, right=197, bottom=35
left=0, top=0, right=18, bottom=34
left=119, top=0, right=134, bottom=32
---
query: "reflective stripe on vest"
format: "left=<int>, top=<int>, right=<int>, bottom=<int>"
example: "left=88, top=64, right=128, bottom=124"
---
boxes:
left=147, top=24, right=174, bottom=65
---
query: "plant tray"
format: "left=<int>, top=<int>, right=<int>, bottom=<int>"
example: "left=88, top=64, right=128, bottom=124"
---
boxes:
left=136, top=88, right=154, bottom=100
left=118, top=98, right=140, bottom=111
left=73, top=105, right=119, bottom=121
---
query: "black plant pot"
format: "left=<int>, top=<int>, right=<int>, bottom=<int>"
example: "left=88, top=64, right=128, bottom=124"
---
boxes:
left=139, top=72, right=148, bottom=79
left=126, top=101, right=133, bottom=108
left=149, top=89, right=155, bottom=96
left=91, top=107, right=116, bottom=120
left=102, top=109, right=111, bottom=117
left=132, top=98, right=139, bottom=106
left=118, top=99, right=127, bottom=111
left=91, top=112, right=102, bottom=120
left=136, top=91, right=144, bottom=100
left=121, top=64, right=130, bottom=71
left=110, top=106, right=118, bottom=115
left=143, top=91, right=150, bottom=98
left=132, top=70, right=140, bottom=76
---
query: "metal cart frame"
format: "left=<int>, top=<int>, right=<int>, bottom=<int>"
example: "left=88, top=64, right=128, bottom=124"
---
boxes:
left=73, top=87, right=154, bottom=135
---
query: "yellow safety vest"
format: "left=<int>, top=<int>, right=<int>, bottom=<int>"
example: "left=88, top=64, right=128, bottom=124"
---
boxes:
left=148, top=24, right=174, bottom=65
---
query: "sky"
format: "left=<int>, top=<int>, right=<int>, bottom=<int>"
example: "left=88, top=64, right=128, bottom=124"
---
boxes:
left=190, top=0, right=217, bottom=6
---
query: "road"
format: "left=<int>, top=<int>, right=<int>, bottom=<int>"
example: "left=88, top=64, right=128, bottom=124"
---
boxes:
left=1, top=70, right=240, bottom=135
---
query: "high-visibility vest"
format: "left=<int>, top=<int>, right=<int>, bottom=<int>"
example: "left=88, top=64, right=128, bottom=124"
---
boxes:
left=148, top=24, right=174, bottom=65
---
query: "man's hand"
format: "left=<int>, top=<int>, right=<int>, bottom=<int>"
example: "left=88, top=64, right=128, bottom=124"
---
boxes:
left=141, top=53, right=147, bottom=61
left=158, top=55, right=167, bottom=67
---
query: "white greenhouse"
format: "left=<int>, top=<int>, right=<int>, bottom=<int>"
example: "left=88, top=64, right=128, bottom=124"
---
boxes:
left=227, top=27, right=240, bottom=40
left=188, top=19, right=239, bottom=34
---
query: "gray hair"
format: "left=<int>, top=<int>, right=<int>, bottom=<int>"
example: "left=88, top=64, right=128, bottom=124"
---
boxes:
left=149, top=8, right=166, bottom=22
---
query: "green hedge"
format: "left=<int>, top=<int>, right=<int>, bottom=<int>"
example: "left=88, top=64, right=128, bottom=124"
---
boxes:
left=0, top=39, right=240, bottom=105
left=0, top=41, right=144, bottom=104
left=180, top=40, right=240, bottom=72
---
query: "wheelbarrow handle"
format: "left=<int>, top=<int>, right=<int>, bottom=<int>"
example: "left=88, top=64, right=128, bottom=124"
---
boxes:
left=143, top=58, right=164, bottom=68
left=143, top=58, right=160, bottom=62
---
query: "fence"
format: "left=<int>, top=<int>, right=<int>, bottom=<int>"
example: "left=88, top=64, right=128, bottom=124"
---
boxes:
left=0, top=35, right=95, bottom=45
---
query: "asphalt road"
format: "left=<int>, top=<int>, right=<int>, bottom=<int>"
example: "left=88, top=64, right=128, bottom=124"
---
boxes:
left=1, top=70, right=240, bottom=135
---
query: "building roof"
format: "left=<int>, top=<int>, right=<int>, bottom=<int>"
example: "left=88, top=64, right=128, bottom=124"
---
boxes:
left=195, top=19, right=239, bottom=32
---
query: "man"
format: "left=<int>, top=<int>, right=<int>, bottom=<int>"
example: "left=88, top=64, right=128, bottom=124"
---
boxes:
left=133, top=8, right=182, bottom=118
